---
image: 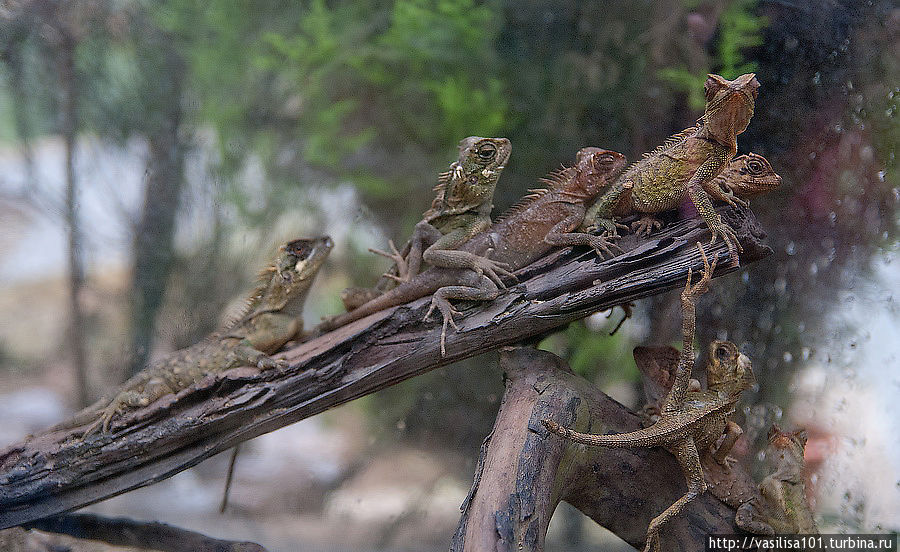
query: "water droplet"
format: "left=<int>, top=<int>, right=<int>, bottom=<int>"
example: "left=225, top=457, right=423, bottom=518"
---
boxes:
left=783, top=351, right=793, bottom=362
left=785, top=241, right=796, bottom=255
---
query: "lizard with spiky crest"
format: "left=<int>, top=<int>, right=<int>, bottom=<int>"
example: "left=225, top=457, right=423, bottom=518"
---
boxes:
left=567, top=74, right=760, bottom=267
left=57, top=237, right=333, bottom=436
left=543, top=244, right=756, bottom=552
left=320, top=147, right=628, bottom=354
left=341, top=136, right=514, bottom=311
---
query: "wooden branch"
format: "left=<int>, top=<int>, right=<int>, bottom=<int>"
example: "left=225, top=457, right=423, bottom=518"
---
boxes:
left=24, top=513, right=267, bottom=552
left=0, top=206, right=770, bottom=529
left=451, top=347, right=742, bottom=552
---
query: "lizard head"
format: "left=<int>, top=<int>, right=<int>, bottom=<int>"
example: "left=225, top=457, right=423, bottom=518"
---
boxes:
left=706, top=340, right=755, bottom=395
left=766, top=424, right=809, bottom=475
left=452, top=136, right=512, bottom=185
left=717, top=153, right=782, bottom=199
left=572, top=147, right=628, bottom=197
left=703, top=73, right=760, bottom=149
left=256, top=235, right=334, bottom=317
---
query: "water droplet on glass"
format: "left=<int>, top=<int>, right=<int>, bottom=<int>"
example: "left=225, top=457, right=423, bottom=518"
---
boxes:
left=783, top=351, right=793, bottom=362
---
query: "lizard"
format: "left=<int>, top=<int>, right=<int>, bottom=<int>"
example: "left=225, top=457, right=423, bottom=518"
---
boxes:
left=732, top=424, right=819, bottom=536
left=542, top=243, right=757, bottom=552
left=55, top=236, right=333, bottom=437
left=625, top=151, right=783, bottom=240
left=633, top=340, right=818, bottom=539
left=319, top=147, right=628, bottom=355
left=564, top=73, right=761, bottom=267
left=341, top=136, right=513, bottom=312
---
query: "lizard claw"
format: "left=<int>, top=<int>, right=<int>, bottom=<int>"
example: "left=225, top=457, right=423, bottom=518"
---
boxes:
left=473, top=249, right=515, bottom=288
left=707, top=216, right=742, bottom=268
left=631, top=216, right=663, bottom=237
left=423, top=296, right=461, bottom=356
left=716, top=455, right=737, bottom=471
left=369, top=240, right=410, bottom=282
left=682, top=242, right=718, bottom=303
left=589, top=235, right=623, bottom=259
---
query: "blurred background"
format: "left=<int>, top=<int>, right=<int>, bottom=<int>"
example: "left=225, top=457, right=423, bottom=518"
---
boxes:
left=0, top=1, right=896, bottom=550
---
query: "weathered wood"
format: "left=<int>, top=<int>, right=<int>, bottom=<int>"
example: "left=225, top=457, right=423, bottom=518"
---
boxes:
left=0, top=206, right=770, bottom=529
left=451, top=347, right=742, bottom=552
left=24, top=513, right=267, bottom=551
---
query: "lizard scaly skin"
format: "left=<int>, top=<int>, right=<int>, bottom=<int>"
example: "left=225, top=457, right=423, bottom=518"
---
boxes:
left=342, top=137, right=513, bottom=310
left=319, top=148, right=627, bottom=355
left=576, top=74, right=760, bottom=267
left=61, top=237, right=333, bottom=436
left=543, top=244, right=756, bottom=552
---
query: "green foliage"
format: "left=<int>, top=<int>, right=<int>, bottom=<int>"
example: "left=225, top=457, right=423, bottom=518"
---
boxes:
left=540, top=319, right=636, bottom=384
left=658, top=0, right=766, bottom=110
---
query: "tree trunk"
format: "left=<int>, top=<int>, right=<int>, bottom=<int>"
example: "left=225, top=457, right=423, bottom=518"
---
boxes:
left=59, top=33, right=91, bottom=408
left=126, top=43, right=187, bottom=378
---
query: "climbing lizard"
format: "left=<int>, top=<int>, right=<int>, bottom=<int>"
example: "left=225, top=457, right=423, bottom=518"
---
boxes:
left=58, top=236, right=333, bottom=436
left=341, top=136, right=513, bottom=311
left=543, top=244, right=756, bottom=552
left=574, top=74, right=760, bottom=266
left=320, top=147, right=628, bottom=355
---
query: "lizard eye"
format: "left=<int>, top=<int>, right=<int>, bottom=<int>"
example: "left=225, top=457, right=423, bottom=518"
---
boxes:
left=747, top=159, right=764, bottom=174
left=715, top=345, right=731, bottom=361
left=596, top=153, right=616, bottom=166
left=476, top=143, right=497, bottom=161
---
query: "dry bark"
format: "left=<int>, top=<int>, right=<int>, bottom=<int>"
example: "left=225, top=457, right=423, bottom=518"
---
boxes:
left=451, top=347, right=744, bottom=552
left=24, top=513, right=267, bottom=552
left=0, top=206, right=770, bottom=531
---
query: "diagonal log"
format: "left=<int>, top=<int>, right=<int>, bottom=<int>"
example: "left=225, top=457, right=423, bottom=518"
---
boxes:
left=0, top=206, right=770, bottom=530
left=451, top=346, right=750, bottom=552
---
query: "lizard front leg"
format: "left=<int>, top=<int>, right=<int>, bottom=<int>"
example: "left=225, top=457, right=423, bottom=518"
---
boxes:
left=422, top=224, right=513, bottom=287
left=404, top=221, right=445, bottom=281
left=712, top=420, right=743, bottom=469
left=687, top=154, right=743, bottom=267
left=543, top=211, right=624, bottom=258
left=423, top=276, right=500, bottom=356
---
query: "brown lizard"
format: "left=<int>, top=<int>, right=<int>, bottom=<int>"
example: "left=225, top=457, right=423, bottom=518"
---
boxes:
left=57, top=236, right=333, bottom=436
left=571, top=74, right=761, bottom=267
left=542, top=244, right=756, bottom=552
left=320, top=147, right=628, bottom=354
left=634, top=341, right=818, bottom=540
left=341, top=136, right=513, bottom=311
left=733, top=425, right=819, bottom=536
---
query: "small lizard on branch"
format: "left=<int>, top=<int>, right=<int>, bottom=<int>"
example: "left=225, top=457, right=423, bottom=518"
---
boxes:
left=568, top=74, right=761, bottom=266
left=543, top=244, right=756, bottom=552
left=342, top=137, right=513, bottom=310
left=56, top=236, right=333, bottom=436
left=321, top=147, right=628, bottom=353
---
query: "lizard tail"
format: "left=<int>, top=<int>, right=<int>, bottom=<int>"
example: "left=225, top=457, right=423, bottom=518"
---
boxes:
left=541, top=419, right=666, bottom=448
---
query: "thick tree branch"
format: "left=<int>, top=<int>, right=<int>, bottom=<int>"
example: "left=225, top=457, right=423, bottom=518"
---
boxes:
left=451, top=347, right=745, bottom=552
left=0, top=206, right=770, bottom=529
left=24, top=513, right=267, bottom=552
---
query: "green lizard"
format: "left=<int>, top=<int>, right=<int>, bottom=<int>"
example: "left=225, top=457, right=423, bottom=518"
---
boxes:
left=61, top=236, right=333, bottom=436
left=573, top=74, right=760, bottom=266
left=320, top=147, right=628, bottom=355
left=627, top=151, right=783, bottom=238
left=341, top=136, right=513, bottom=311
left=543, top=244, right=756, bottom=552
